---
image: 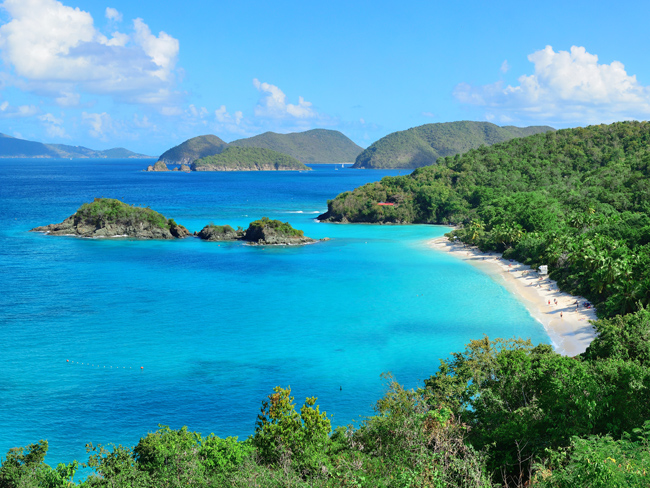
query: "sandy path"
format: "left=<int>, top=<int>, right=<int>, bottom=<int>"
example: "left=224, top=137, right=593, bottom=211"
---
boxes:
left=428, top=237, right=597, bottom=357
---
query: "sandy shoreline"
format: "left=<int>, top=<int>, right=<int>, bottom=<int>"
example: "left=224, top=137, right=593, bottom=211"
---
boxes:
left=428, top=237, right=597, bottom=357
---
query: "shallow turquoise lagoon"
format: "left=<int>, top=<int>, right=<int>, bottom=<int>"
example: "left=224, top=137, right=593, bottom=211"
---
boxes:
left=0, top=159, right=549, bottom=466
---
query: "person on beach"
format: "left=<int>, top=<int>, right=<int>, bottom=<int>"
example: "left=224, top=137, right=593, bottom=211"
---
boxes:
left=561, top=312, right=563, bottom=318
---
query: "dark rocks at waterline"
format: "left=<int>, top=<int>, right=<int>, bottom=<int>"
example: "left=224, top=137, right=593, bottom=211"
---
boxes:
left=30, top=198, right=191, bottom=240
left=31, top=217, right=191, bottom=239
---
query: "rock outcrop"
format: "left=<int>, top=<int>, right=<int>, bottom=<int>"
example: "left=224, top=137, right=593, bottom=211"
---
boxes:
left=196, top=217, right=320, bottom=246
left=30, top=198, right=190, bottom=239
left=146, top=161, right=169, bottom=172
left=241, top=217, right=316, bottom=245
left=196, top=224, right=243, bottom=241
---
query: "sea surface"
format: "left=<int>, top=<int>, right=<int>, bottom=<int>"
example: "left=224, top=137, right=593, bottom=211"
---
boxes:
left=0, top=159, right=549, bottom=467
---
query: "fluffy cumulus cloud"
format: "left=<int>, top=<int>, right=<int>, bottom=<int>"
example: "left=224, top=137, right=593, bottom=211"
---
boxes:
left=0, top=0, right=180, bottom=104
left=253, top=79, right=317, bottom=119
left=454, top=46, right=650, bottom=125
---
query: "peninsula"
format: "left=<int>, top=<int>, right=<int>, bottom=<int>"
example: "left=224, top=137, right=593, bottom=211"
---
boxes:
left=30, top=198, right=191, bottom=239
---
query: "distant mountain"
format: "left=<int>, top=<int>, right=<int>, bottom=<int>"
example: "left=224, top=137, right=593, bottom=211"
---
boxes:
left=157, top=134, right=229, bottom=165
left=230, top=129, right=363, bottom=164
left=0, top=133, right=152, bottom=159
left=352, top=121, right=555, bottom=169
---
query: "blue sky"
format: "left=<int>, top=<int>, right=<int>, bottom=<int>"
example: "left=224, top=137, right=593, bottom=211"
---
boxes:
left=0, top=0, right=649, bottom=155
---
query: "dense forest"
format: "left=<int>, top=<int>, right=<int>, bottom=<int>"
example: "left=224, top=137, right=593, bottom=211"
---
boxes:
left=352, top=121, right=554, bottom=169
left=191, top=147, right=309, bottom=171
left=230, top=129, right=363, bottom=164
left=5, top=122, right=650, bottom=487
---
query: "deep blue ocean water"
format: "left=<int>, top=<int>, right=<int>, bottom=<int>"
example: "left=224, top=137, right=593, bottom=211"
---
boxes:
left=0, top=159, right=549, bottom=467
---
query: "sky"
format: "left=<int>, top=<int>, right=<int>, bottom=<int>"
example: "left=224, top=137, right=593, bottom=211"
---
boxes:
left=0, top=0, right=649, bottom=156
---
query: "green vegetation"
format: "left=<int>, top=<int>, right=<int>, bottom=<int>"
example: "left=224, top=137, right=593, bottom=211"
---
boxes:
left=245, top=216, right=305, bottom=237
left=231, top=129, right=363, bottom=164
left=323, top=121, right=650, bottom=318
left=12, top=121, right=650, bottom=486
left=157, top=134, right=229, bottom=165
left=352, top=121, right=554, bottom=168
left=76, top=198, right=170, bottom=229
left=5, top=331, right=650, bottom=487
left=192, top=146, right=309, bottom=171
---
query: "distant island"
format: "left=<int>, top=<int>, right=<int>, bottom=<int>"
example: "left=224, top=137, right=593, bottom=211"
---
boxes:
left=149, top=146, right=309, bottom=172
left=352, top=121, right=555, bottom=169
left=152, top=129, right=363, bottom=171
left=0, top=132, right=152, bottom=159
left=229, top=129, right=363, bottom=164
left=31, top=199, right=319, bottom=245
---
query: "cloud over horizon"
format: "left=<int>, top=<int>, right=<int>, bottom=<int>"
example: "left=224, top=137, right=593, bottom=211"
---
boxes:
left=0, top=0, right=180, bottom=105
left=455, top=46, right=650, bottom=125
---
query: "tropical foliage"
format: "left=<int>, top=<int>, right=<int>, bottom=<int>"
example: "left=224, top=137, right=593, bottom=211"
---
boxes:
left=322, top=121, right=650, bottom=318
left=192, top=147, right=309, bottom=171
left=76, top=198, right=170, bottom=229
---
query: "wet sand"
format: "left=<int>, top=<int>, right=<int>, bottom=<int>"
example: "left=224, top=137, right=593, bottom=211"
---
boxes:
left=429, top=237, right=597, bottom=357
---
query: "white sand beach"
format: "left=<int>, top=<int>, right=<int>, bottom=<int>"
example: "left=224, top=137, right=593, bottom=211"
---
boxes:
left=428, top=237, right=598, bottom=357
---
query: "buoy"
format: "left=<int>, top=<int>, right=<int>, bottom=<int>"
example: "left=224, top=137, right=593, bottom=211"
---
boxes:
left=66, top=359, right=69, bottom=362
left=141, top=366, right=144, bottom=369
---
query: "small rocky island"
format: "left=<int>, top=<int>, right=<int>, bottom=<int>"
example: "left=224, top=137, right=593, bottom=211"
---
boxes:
left=197, top=217, right=319, bottom=245
left=31, top=199, right=321, bottom=245
left=30, top=198, right=191, bottom=239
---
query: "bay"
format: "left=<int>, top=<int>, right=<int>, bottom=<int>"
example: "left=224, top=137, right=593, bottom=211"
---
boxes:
left=0, top=159, right=549, bottom=466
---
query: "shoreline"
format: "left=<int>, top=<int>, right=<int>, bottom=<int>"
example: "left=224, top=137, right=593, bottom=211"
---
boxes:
left=428, top=237, right=597, bottom=357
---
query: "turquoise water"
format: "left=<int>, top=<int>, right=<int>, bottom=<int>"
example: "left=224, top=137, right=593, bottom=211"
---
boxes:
left=0, top=159, right=549, bottom=466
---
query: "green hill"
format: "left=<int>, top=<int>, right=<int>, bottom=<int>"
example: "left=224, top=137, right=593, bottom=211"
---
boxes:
left=191, top=146, right=310, bottom=171
left=229, top=129, right=363, bottom=164
left=157, top=134, right=229, bottom=165
left=352, top=121, right=554, bottom=168
left=0, top=133, right=151, bottom=158
left=321, top=120, right=650, bottom=318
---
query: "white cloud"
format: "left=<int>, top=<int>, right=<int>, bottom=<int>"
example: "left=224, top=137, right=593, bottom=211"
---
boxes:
left=500, top=60, right=509, bottom=74
left=38, top=112, right=68, bottom=138
left=454, top=46, right=650, bottom=125
left=253, top=78, right=317, bottom=119
left=0, top=0, right=180, bottom=104
left=105, top=7, right=122, bottom=22
left=82, top=111, right=113, bottom=139
left=55, top=91, right=80, bottom=107
left=0, top=99, right=38, bottom=117
left=422, top=111, right=435, bottom=118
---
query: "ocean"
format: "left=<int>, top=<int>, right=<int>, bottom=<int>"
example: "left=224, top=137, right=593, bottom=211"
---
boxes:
left=0, top=159, right=549, bottom=467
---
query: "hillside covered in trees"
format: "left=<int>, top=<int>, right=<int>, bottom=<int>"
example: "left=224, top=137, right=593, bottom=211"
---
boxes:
left=230, top=129, right=363, bottom=164
left=156, top=129, right=362, bottom=167
left=352, top=121, right=554, bottom=169
left=321, top=121, right=650, bottom=317
left=191, top=147, right=309, bottom=171
left=6, top=121, right=650, bottom=487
